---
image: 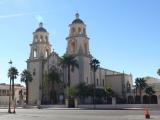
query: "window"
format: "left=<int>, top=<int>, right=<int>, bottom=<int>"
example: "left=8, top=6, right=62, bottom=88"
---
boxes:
left=127, top=82, right=131, bottom=93
left=97, top=78, right=99, bottom=85
left=78, top=27, right=81, bottom=34
left=33, top=68, right=36, bottom=76
left=83, top=28, right=86, bottom=34
left=33, top=50, right=37, bottom=58
left=103, top=79, right=105, bottom=86
left=84, top=43, right=87, bottom=54
left=45, top=49, right=49, bottom=57
left=34, top=35, right=38, bottom=42
left=70, top=41, right=75, bottom=53
left=2, top=90, right=6, bottom=96
left=7, top=90, right=9, bottom=96
left=45, top=36, right=48, bottom=43
left=40, top=35, right=43, bottom=42
left=72, top=27, right=75, bottom=33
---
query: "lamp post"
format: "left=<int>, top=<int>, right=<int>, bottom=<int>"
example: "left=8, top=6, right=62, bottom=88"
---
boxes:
left=8, top=60, right=12, bottom=113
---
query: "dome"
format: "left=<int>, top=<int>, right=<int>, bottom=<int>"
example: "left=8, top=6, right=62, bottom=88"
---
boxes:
left=35, top=22, right=47, bottom=32
left=72, top=19, right=84, bottom=24
left=71, top=13, right=84, bottom=24
left=35, top=27, right=47, bottom=32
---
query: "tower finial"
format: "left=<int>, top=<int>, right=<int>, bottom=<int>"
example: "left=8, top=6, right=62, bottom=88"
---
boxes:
left=39, top=22, right=43, bottom=27
left=75, top=13, right=79, bottom=19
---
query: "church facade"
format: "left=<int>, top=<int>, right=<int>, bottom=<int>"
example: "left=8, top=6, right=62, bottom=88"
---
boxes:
left=27, top=13, right=132, bottom=105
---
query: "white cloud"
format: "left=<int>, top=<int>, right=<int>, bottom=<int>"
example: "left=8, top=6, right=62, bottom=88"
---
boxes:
left=0, top=12, right=45, bottom=19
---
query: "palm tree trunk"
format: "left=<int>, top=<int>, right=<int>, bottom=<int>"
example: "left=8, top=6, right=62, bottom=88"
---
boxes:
left=51, top=81, right=54, bottom=104
left=26, top=81, right=28, bottom=104
left=8, top=78, right=11, bottom=113
left=140, top=89, right=142, bottom=104
left=12, top=79, right=14, bottom=101
left=67, top=65, right=71, bottom=99
left=93, top=70, right=96, bottom=109
left=68, top=65, right=70, bottom=88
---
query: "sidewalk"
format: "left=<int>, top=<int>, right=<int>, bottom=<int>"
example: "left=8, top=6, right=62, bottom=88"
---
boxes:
left=0, top=104, right=159, bottom=110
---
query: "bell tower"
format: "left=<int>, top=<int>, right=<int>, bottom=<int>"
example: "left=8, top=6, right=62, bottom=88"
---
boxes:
left=66, top=13, right=91, bottom=86
left=30, top=22, right=51, bottom=60
left=27, top=23, right=51, bottom=104
left=66, top=13, right=90, bottom=56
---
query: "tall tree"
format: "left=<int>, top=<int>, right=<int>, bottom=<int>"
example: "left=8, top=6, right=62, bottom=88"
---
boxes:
left=145, top=86, right=155, bottom=104
left=90, top=58, right=100, bottom=108
left=8, top=66, right=18, bottom=113
left=157, top=68, right=160, bottom=76
left=59, top=54, right=79, bottom=98
left=20, top=69, right=32, bottom=104
left=135, top=77, right=148, bottom=103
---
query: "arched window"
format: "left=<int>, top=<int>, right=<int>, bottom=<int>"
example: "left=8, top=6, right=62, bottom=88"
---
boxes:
left=102, top=79, right=105, bottom=86
left=40, top=35, right=43, bottom=42
left=33, top=68, right=36, bottom=76
left=78, top=27, right=81, bottom=34
left=34, top=35, right=38, bottom=42
left=45, top=49, right=49, bottom=58
left=84, top=43, right=87, bottom=54
left=70, top=41, right=75, bottom=53
left=83, top=28, right=86, bottom=34
left=72, top=27, right=75, bottom=33
left=33, top=50, right=37, bottom=58
left=45, top=36, right=48, bottom=43
left=127, top=82, right=131, bottom=93
left=97, top=78, right=99, bottom=85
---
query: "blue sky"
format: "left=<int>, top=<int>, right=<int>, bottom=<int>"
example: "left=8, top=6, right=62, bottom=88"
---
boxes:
left=0, top=0, right=160, bottom=84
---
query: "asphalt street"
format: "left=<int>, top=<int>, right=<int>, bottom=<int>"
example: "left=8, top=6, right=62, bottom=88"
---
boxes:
left=0, top=108, right=159, bottom=120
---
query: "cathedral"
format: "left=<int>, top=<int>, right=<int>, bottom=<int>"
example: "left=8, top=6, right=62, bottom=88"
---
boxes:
left=27, top=13, right=132, bottom=105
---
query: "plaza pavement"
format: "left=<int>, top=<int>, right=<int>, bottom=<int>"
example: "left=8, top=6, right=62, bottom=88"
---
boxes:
left=0, top=108, right=160, bottom=120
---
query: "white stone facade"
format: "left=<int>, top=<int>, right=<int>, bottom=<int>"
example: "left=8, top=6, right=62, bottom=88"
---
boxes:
left=27, top=13, right=132, bottom=105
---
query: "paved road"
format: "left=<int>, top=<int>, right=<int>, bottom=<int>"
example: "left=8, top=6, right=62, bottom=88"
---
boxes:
left=0, top=108, right=159, bottom=120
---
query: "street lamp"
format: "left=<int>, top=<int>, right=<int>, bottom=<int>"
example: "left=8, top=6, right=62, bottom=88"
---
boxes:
left=8, top=60, right=12, bottom=113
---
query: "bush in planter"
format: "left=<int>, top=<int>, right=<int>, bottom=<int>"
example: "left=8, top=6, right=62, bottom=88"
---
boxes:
left=68, top=86, right=78, bottom=107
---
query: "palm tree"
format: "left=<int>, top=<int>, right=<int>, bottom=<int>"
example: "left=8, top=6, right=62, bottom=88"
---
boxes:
left=8, top=66, right=18, bottom=113
left=135, top=77, right=148, bottom=103
left=59, top=54, right=79, bottom=98
left=20, top=69, right=32, bottom=104
left=90, top=57, right=100, bottom=108
left=157, top=69, right=160, bottom=76
left=145, top=86, right=155, bottom=104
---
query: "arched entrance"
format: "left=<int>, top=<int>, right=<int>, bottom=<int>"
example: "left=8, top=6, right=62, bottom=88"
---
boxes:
left=135, top=95, right=141, bottom=104
left=143, top=95, right=149, bottom=104
left=151, top=95, right=158, bottom=104
left=128, top=96, right=134, bottom=104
